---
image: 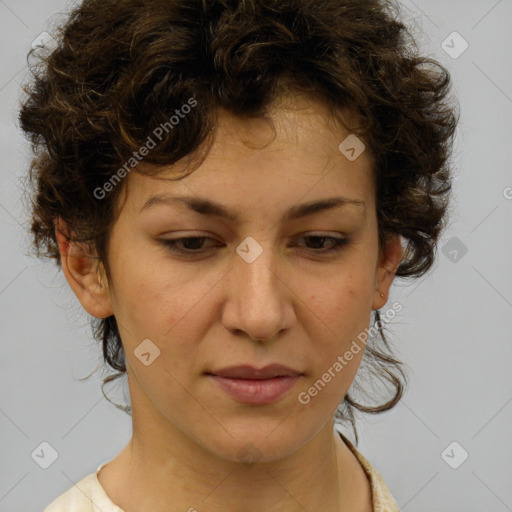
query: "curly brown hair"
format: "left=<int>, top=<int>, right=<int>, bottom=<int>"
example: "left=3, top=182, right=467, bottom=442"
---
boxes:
left=19, top=0, right=458, bottom=444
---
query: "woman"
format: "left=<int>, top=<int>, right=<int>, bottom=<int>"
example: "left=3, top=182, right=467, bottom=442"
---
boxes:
left=19, top=0, right=458, bottom=510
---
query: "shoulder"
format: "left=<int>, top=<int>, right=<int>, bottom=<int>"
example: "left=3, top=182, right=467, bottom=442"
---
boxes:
left=43, top=467, right=122, bottom=512
left=337, top=430, right=401, bottom=512
left=43, top=472, right=97, bottom=512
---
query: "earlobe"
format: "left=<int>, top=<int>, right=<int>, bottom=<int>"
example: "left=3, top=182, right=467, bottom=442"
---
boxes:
left=54, top=217, right=114, bottom=319
left=372, top=234, right=403, bottom=311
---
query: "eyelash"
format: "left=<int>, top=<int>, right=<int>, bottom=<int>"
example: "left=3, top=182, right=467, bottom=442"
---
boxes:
left=159, top=235, right=350, bottom=257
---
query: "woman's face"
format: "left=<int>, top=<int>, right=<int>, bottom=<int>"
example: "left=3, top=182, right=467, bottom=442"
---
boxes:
left=63, top=95, right=401, bottom=463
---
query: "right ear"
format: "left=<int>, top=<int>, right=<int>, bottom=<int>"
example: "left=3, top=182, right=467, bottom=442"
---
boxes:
left=54, top=217, right=113, bottom=319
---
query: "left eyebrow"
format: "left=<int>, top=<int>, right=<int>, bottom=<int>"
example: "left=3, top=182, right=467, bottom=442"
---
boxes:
left=139, top=194, right=365, bottom=221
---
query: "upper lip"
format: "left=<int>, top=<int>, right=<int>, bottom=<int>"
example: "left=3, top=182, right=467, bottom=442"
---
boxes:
left=207, top=364, right=302, bottom=379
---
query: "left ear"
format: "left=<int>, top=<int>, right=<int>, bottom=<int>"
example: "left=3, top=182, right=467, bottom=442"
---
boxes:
left=371, top=234, right=403, bottom=310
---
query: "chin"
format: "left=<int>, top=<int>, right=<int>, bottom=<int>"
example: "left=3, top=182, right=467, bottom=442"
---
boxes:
left=197, top=420, right=314, bottom=465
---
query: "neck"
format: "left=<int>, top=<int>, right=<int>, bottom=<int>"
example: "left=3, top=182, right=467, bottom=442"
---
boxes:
left=102, top=420, right=367, bottom=512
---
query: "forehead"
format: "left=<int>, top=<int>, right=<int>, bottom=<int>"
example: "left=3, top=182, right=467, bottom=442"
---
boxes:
left=120, top=97, right=375, bottom=217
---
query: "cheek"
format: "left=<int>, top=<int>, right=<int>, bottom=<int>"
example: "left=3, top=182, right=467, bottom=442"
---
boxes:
left=310, top=270, right=374, bottom=337
left=302, top=274, right=373, bottom=393
left=109, top=240, right=185, bottom=323
left=109, top=252, right=223, bottom=371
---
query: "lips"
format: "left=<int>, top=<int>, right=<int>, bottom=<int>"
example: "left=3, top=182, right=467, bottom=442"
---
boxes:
left=206, top=364, right=302, bottom=379
left=205, top=364, right=303, bottom=404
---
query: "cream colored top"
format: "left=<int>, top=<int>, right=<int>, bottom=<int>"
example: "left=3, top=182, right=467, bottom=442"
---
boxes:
left=43, top=432, right=400, bottom=511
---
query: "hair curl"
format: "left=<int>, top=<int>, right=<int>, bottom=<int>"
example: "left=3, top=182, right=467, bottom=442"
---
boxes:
left=19, top=0, right=458, bottom=445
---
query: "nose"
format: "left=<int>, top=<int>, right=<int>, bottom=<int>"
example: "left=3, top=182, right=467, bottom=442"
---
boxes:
left=220, top=237, right=295, bottom=343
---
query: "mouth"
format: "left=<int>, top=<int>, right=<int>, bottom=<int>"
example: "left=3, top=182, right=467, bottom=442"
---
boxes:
left=205, top=364, right=303, bottom=405
left=206, top=375, right=302, bottom=405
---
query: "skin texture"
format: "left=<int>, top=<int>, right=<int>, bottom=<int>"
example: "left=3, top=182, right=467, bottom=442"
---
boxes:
left=55, top=95, right=402, bottom=512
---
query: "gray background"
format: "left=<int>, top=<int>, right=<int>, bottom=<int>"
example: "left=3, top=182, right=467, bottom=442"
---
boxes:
left=1, top=0, right=511, bottom=511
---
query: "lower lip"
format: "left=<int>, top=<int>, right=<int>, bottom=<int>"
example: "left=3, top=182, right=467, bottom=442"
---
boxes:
left=207, top=375, right=300, bottom=404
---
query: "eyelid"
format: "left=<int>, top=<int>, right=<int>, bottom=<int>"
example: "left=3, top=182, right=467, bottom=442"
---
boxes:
left=158, top=232, right=351, bottom=257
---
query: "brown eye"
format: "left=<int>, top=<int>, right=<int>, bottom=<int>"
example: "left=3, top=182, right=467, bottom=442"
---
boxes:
left=160, top=236, right=220, bottom=255
left=297, top=235, right=350, bottom=252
